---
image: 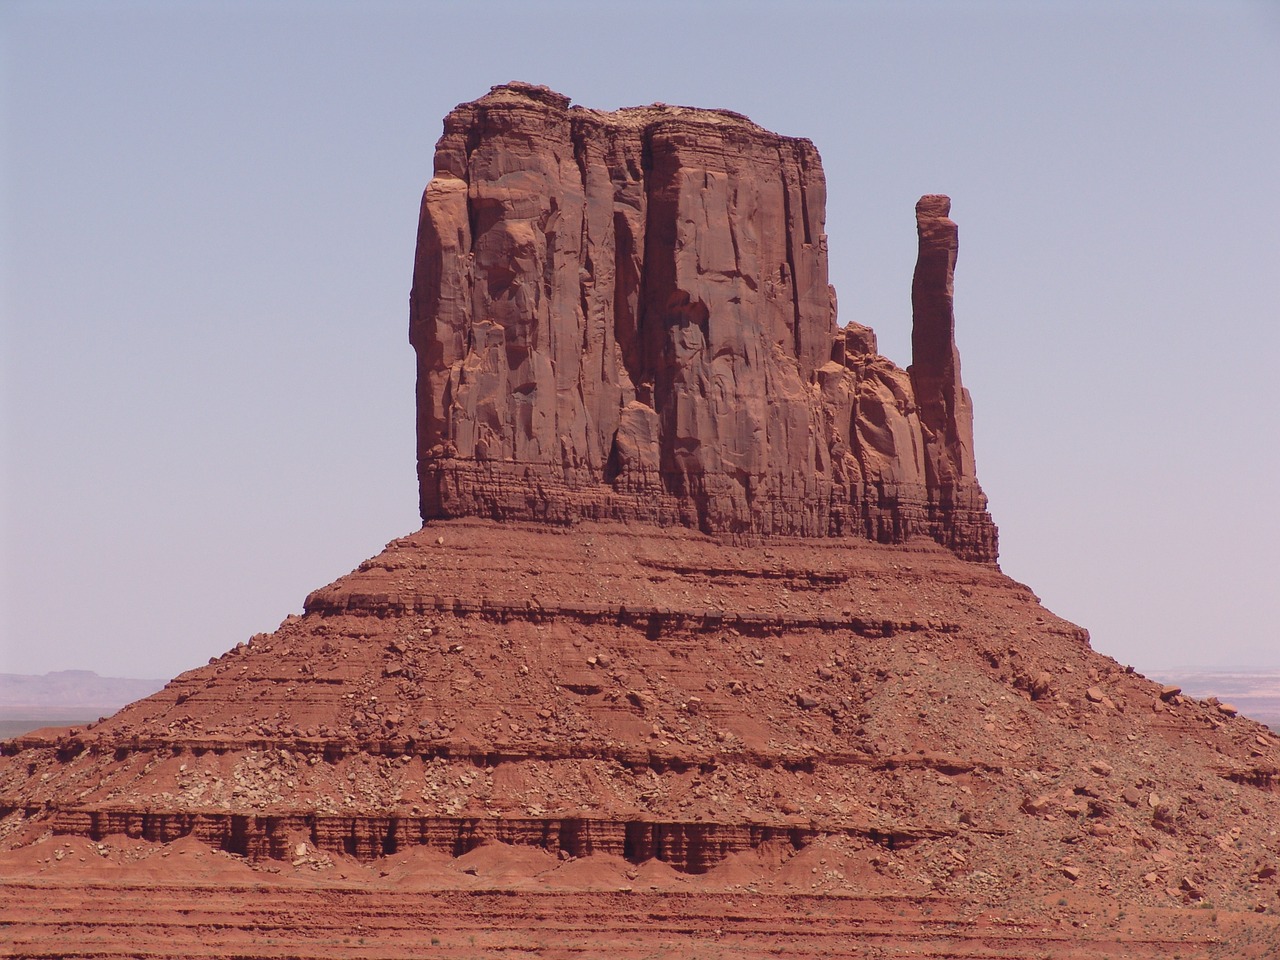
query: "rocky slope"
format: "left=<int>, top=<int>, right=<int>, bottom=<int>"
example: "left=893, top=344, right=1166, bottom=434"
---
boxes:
left=2, top=520, right=1277, bottom=912
left=1, top=84, right=1276, bottom=956
left=411, top=83, right=996, bottom=560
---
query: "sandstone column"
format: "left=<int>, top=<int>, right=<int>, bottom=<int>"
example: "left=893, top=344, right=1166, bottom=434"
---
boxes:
left=909, top=194, right=978, bottom=486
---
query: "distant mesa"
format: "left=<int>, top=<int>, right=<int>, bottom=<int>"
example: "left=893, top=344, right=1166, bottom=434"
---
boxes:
left=0, top=671, right=165, bottom=723
left=411, top=82, right=997, bottom=561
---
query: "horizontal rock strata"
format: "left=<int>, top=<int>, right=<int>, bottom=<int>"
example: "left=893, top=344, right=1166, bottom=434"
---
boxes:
left=410, top=83, right=997, bottom=561
left=18, top=807, right=950, bottom=872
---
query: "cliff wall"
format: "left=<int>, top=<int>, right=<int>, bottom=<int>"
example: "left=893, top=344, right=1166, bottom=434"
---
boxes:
left=410, top=83, right=997, bottom=561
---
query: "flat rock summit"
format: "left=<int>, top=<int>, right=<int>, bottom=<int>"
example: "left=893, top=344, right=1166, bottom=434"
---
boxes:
left=3, top=83, right=1277, bottom=959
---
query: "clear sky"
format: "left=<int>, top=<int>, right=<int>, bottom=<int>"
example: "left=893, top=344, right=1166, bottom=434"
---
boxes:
left=2, top=1, right=1277, bottom=681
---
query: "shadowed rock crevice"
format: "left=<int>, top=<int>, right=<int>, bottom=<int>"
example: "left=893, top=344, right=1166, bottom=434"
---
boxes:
left=410, top=82, right=997, bottom=561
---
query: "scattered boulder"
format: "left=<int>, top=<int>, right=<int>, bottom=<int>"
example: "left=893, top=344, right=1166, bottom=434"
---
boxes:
left=1029, top=671, right=1053, bottom=700
left=1153, top=799, right=1180, bottom=832
left=1022, top=795, right=1053, bottom=816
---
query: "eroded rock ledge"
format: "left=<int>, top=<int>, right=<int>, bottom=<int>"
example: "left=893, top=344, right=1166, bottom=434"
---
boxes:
left=410, top=82, right=998, bottom=561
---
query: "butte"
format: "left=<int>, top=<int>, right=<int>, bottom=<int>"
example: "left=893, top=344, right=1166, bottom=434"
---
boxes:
left=2, top=83, right=1278, bottom=958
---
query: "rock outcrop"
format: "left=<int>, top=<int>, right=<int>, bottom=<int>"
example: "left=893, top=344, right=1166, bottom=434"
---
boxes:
left=410, top=83, right=997, bottom=561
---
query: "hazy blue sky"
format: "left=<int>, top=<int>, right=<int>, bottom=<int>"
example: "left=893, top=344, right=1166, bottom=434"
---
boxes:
left=2, top=1, right=1277, bottom=681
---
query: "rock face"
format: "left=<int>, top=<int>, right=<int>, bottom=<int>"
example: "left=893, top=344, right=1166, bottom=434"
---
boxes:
left=410, top=83, right=997, bottom=561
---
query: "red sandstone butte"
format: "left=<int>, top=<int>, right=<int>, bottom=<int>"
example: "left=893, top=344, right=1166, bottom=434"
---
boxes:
left=5, top=85, right=1278, bottom=958
left=410, top=82, right=996, bottom=560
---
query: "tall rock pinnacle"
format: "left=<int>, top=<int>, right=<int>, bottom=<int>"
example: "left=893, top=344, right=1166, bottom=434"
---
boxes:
left=909, top=194, right=977, bottom=488
left=410, top=83, right=997, bottom=561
